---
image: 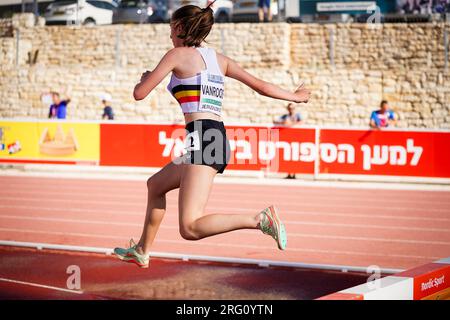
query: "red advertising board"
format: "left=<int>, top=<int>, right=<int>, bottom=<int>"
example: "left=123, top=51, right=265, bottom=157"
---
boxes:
left=3, top=120, right=448, bottom=179
left=100, top=123, right=316, bottom=174
left=319, top=129, right=450, bottom=178
left=99, top=123, right=450, bottom=179
left=224, top=125, right=316, bottom=173
left=398, top=262, right=450, bottom=300
left=100, top=123, right=184, bottom=167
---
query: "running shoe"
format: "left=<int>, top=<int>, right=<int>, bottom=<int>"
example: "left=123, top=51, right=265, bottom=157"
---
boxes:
left=259, top=205, right=287, bottom=250
left=113, top=239, right=150, bottom=268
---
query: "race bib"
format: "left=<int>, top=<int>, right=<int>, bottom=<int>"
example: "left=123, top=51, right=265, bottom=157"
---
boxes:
left=185, top=130, right=200, bottom=152
left=199, top=71, right=224, bottom=116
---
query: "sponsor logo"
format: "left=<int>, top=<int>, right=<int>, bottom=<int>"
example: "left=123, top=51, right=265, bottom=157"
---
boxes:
left=200, top=103, right=221, bottom=113
left=207, top=74, right=224, bottom=84
left=159, top=129, right=425, bottom=171
left=421, top=275, right=445, bottom=292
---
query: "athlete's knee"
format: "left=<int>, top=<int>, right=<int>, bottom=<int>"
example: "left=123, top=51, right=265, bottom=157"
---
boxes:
left=147, top=176, right=162, bottom=197
left=146, top=176, right=154, bottom=189
left=179, top=222, right=202, bottom=241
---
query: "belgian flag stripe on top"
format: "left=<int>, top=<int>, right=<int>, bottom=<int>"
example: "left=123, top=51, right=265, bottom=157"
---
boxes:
left=171, top=84, right=201, bottom=94
left=171, top=84, right=201, bottom=105
left=174, top=90, right=200, bottom=99
left=178, top=96, right=200, bottom=104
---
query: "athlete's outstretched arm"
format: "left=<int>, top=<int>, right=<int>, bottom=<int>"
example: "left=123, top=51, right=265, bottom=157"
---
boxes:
left=224, top=56, right=310, bottom=103
left=133, top=48, right=180, bottom=101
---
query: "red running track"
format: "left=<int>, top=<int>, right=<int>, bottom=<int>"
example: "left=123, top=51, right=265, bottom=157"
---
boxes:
left=1, top=175, right=450, bottom=270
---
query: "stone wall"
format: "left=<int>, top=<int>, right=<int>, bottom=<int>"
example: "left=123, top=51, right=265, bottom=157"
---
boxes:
left=290, top=23, right=449, bottom=71
left=0, top=13, right=449, bottom=128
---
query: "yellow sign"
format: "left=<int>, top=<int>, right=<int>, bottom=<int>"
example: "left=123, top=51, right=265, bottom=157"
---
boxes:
left=0, top=121, right=99, bottom=163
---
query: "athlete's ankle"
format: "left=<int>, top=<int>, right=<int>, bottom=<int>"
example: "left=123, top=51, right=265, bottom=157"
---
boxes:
left=135, top=244, right=147, bottom=256
left=255, top=213, right=264, bottom=229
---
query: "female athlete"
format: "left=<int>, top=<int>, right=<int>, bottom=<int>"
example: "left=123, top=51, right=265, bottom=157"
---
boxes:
left=113, top=2, right=311, bottom=268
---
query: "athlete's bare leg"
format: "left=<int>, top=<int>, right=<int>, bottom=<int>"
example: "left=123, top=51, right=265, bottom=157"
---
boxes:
left=136, top=160, right=183, bottom=255
left=178, top=164, right=261, bottom=240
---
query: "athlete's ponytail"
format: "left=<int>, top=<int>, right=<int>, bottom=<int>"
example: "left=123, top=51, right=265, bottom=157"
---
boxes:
left=171, top=1, right=216, bottom=47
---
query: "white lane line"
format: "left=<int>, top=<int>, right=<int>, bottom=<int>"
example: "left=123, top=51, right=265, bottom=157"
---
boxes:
left=156, top=239, right=443, bottom=261
left=1, top=202, right=449, bottom=232
left=3, top=178, right=450, bottom=203
left=283, top=220, right=450, bottom=233
left=0, top=277, right=84, bottom=295
left=0, top=215, right=144, bottom=227
left=1, top=194, right=448, bottom=213
left=1, top=203, right=448, bottom=223
left=1, top=214, right=450, bottom=245
left=1, top=210, right=449, bottom=235
left=2, top=170, right=450, bottom=191
left=0, top=227, right=131, bottom=240
left=1, top=204, right=449, bottom=232
left=2, top=188, right=450, bottom=206
left=0, top=227, right=443, bottom=261
left=285, top=233, right=450, bottom=246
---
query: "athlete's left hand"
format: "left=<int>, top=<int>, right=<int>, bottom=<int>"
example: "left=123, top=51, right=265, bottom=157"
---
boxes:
left=294, top=83, right=311, bottom=103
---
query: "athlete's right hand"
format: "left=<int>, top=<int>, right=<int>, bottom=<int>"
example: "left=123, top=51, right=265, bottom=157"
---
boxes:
left=140, top=70, right=152, bottom=82
left=294, top=83, right=311, bottom=103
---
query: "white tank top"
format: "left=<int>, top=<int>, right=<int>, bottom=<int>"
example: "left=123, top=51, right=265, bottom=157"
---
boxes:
left=167, top=47, right=225, bottom=116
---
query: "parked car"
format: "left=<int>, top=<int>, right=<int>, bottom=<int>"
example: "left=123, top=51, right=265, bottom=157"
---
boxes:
left=113, top=0, right=169, bottom=23
left=232, top=0, right=277, bottom=22
left=208, top=0, right=233, bottom=22
left=0, top=0, right=53, bottom=19
left=165, top=0, right=233, bottom=22
left=44, top=0, right=119, bottom=25
left=112, top=0, right=232, bottom=24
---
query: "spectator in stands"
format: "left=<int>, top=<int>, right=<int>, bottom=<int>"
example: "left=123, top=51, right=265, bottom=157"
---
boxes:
left=401, top=0, right=421, bottom=13
left=258, top=0, right=272, bottom=22
left=434, top=0, right=450, bottom=13
left=42, top=91, right=71, bottom=119
left=369, top=100, right=397, bottom=130
left=101, top=98, right=114, bottom=120
left=419, top=0, right=433, bottom=14
left=274, top=103, right=303, bottom=179
left=48, top=100, right=57, bottom=119
left=273, top=103, right=303, bottom=127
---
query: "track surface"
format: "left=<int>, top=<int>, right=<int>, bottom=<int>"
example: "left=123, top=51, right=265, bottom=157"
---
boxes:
left=0, top=247, right=369, bottom=300
left=1, top=175, right=450, bottom=271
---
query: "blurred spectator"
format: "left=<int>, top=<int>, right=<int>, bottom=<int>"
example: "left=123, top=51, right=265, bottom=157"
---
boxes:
left=434, top=0, right=450, bottom=13
left=102, top=102, right=114, bottom=120
left=369, top=100, right=397, bottom=129
left=273, top=103, right=303, bottom=127
left=274, top=103, right=303, bottom=179
left=398, top=0, right=449, bottom=14
left=258, top=0, right=272, bottom=22
left=400, top=0, right=421, bottom=13
left=42, top=91, right=71, bottom=119
left=419, top=0, right=433, bottom=14
left=101, top=97, right=114, bottom=120
left=99, top=93, right=114, bottom=120
left=48, top=102, right=57, bottom=119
